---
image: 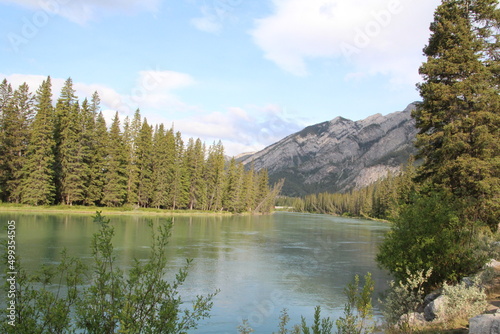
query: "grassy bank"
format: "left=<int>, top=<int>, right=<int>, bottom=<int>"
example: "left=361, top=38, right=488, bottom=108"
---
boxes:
left=0, top=203, right=235, bottom=216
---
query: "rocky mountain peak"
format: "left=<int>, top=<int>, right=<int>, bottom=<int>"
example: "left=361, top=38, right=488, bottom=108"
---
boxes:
left=241, top=103, right=419, bottom=196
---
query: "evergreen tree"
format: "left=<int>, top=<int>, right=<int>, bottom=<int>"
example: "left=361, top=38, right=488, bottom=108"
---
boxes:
left=241, top=164, right=256, bottom=212
left=185, top=138, right=206, bottom=210
left=151, top=125, right=172, bottom=209
left=169, top=131, right=189, bottom=210
left=223, top=158, right=244, bottom=212
left=0, top=79, right=13, bottom=199
left=54, top=77, right=79, bottom=203
left=414, top=0, right=500, bottom=229
left=102, top=112, right=127, bottom=207
left=136, top=119, right=154, bottom=207
left=0, top=83, right=34, bottom=202
left=20, top=77, right=56, bottom=205
left=85, top=110, right=107, bottom=205
left=204, top=141, right=225, bottom=211
left=59, top=99, right=88, bottom=205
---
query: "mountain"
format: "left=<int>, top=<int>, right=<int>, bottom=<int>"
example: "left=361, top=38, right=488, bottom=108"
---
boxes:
left=240, top=103, right=419, bottom=196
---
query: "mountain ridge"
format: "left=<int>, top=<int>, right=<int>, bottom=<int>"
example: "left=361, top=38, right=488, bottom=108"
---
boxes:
left=241, top=103, right=419, bottom=196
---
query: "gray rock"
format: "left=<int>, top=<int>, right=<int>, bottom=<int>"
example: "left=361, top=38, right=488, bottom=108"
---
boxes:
left=424, top=295, right=446, bottom=321
left=398, top=312, right=426, bottom=328
left=240, top=103, right=419, bottom=196
left=469, top=314, right=500, bottom=334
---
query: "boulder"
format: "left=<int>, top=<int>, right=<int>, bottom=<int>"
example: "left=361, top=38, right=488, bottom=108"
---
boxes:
left=424, top=295, right=446, bottom=321
left=398, top=312, right=426, bottom=329
left=469, top=314, right=500, bottom=334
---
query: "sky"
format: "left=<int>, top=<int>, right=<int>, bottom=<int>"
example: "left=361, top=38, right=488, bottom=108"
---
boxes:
left=0, top=0, right=439, bottom=156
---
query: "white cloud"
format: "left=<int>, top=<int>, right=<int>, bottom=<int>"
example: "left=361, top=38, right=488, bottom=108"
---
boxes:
left=174, top=104, right=306, bottom=155
left=250, top=0, right=438, bottom=84
left=0, top=0, right=160, bottom=24
left=190, top=6, right=222, bottom=33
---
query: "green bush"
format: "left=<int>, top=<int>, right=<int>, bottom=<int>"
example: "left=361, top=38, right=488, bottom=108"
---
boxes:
left=376, top=190, right=487, bottom=290
left=380, top=268, right=432, bottom=328
left=439, top=279, right=487, bottom=327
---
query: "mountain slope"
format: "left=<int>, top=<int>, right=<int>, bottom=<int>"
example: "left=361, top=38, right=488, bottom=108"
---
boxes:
left=240, top=103, right=419, bottom=196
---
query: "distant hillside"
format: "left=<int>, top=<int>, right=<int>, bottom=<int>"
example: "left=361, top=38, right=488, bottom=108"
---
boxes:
left=240, top=103, right=419, bottom=196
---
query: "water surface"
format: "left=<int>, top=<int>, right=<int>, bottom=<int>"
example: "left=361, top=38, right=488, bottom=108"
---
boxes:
left=0, top=211, right=390, bottom=333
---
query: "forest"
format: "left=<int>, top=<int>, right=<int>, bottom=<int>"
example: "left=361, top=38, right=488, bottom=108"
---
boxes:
left=0, top=77, right=280, bottom=213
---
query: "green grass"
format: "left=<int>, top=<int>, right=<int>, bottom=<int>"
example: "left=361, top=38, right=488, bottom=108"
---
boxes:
left=0, top=203, right=235, bottom=216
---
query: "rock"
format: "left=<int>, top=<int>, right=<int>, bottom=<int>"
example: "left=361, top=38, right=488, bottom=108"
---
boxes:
left=398, top=312, right=426, bottom=328
left=469, top=314, right=500, bottom=334
left=424, top=295, right=446, bottom=321
left=485, top=259, right=500, bottom=270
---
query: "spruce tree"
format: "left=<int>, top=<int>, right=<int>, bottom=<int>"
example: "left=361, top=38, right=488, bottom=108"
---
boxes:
left=136, top=119, right=154, bottom=208
left=204, top=141, right=225, bottom=211
left=84, top=93, right=106, bottom=205
left=414, top=0, right=500, bottom=229
left=1, top=83, right=34, bottom=202
left=0, top=79, right=13, bottom=199
left=151, top=124, right=171, bottom=209
left=20, top=77, right=56, bottom=205
left=85, top=111, right=107, bottom=205
left=102, top=112, right=127, bottom=207
left=169, top=131, right=189, bottom=210
left=185, top=138, right=206, bottom=210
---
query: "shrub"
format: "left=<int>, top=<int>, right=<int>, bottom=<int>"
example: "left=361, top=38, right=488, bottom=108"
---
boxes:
left=439, top=279, right=487, bottom=327
left=380, top=268, right=432, bottom=328
left=376, top=190, right=487, bottom=290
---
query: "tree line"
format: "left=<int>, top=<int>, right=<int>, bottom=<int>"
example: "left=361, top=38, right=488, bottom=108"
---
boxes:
left=289, top=159, right=417, bottom=221
left=0, top=77, right=281, bottom=213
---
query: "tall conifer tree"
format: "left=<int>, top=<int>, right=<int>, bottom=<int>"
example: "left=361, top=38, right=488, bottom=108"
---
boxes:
left=102, top=112, right=127, bottom=207
left=21, top=77, right=56, bottom=205
left=414, top=0, right=500, bottom=229
left=0, top=83, right=34, bottom=202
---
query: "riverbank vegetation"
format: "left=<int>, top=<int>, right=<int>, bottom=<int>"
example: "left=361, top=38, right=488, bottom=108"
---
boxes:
left=0, top=79, right=282, bottom=214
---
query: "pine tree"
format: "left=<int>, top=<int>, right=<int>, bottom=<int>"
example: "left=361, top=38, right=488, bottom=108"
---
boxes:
left=241, top=164, right=256, bottom=212
left=204, top=141, right=225, bottom=211
left=59, top=99, right=88, bottom=205
left=102, top=112, right=127, bottom=207
left=151, top=125, right=171, bottom=209
left=185, top=138, right=206, bottom=210
left=169, top=131, right=189, bottom=210
left=0, top=79, right=13, bottom=199
left=136, top=119, right=154, bottom=208
left=85, top=110, right=107, bottom=205
left=121, top=109, right=142, bottom=205
left=20, top=77, right=56, bottom=205
left=414, top=0, right=500, bottom=229
left=0, top=83, right=34, bottom=202
left=223, top=158, right=244, bottom=212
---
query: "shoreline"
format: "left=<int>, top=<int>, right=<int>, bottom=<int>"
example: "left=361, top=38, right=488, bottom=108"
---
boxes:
left=0, top=204, right=238, bottom=217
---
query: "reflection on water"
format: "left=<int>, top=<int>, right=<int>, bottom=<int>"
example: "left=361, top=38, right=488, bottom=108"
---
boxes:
left=0, top=212, right=391, bottom=333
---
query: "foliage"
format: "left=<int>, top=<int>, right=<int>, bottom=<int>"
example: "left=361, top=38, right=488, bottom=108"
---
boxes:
left=380, top=268, right=433, bottom=328
left=335, top=273, right=374, bottom=334
left=376, top=190, right=487, bottom=289
left=0, top=77, right=280, bottom=213
left=2, top=212, right=217, bottom=333
left=414, top=0, right=500, bottom=230
left=439, top=278, right=487, bottom=327
left=292, top=159, right=417, bottom=220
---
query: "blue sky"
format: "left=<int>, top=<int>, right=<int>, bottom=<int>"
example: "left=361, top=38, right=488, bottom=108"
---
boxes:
left=1, top=0, right=438, bottom=155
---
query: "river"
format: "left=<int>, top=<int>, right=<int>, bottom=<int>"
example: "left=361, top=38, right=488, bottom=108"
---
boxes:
left=0, top=211, right=391, bottom=333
